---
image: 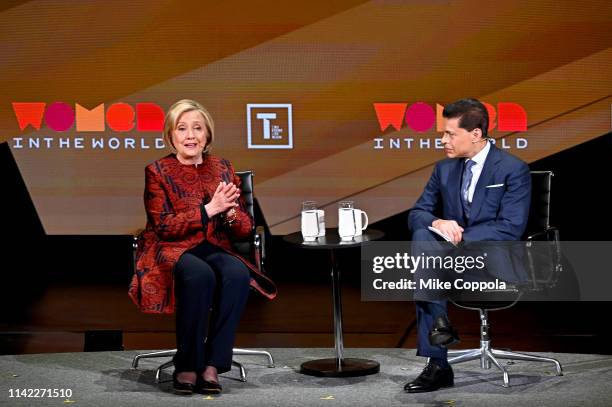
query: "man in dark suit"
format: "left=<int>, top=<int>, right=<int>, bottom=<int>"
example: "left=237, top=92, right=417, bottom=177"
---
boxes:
left=404, top=98, right=531, bottom=393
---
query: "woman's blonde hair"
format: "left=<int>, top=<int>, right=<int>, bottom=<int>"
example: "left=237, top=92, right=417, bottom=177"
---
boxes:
left=163, top=99, right=214, bottom=153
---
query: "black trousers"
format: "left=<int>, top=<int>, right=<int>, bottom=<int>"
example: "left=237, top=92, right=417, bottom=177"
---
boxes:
left=173, top=241, right=250, bottom=374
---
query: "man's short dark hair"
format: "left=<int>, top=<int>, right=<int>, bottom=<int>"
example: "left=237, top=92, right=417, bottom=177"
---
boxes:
left=442, top=98, right=489, bottom=138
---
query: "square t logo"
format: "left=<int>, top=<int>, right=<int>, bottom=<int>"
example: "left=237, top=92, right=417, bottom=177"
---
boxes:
left=247, top=104, right=293, bottom=149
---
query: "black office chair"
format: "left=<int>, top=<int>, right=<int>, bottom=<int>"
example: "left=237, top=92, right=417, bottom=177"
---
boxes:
left=131, top=170, right=275, bottom=383
left=446, top=171, right=563, bottom=387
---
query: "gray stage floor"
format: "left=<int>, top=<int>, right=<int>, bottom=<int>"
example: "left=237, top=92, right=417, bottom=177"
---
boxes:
left=1, top=348, right=611, bottom=406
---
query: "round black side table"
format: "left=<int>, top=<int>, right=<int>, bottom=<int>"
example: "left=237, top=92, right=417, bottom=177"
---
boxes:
left=283, top=228, right=384, bottom=377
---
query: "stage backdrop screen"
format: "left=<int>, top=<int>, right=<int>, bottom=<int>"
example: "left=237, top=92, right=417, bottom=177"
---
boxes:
left=2, top=0, right=611, bottom=234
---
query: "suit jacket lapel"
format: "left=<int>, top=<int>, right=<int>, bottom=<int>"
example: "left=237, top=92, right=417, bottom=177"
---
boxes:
left=468, top=143, right=501, bottom=224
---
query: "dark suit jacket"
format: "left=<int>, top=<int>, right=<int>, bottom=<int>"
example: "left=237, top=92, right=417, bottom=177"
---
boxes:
left=128, top=153, right=277, bottom=314
left=408, top=142, right=531, bottom=282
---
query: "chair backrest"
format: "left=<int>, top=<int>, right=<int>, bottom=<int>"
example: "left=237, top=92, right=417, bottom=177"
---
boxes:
left=524, top=170, right=563, bottom=289
left=525, top=171, right=553, bottom=238
left=233, top=171, right=256, bottom=257
left=235, top=170, right=255, bottom=222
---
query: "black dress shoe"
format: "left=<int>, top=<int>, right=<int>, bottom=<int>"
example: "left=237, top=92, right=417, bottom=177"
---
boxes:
left=404, top=362, right=454, bottom=393
left=429, top=315, right=460, bottom=347
left=172, top=371, right=195, bottom=395
left=195, top=377, right=222, bottom=395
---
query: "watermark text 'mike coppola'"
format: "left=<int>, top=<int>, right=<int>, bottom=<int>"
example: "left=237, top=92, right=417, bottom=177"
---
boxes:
left=372, top=278, right=507, bottom=291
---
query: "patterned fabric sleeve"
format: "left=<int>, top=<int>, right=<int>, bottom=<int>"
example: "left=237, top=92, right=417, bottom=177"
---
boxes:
left=144, top=165, right=206, bottom=240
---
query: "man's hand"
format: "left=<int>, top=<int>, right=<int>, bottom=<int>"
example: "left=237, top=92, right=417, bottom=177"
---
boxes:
left=432, top=219, right=464, bottom=244
left=204, top=181, right=240, bottom=217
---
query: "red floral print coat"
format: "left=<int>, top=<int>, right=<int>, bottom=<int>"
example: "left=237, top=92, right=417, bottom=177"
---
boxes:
left=128, top=153, right=277, bottom=314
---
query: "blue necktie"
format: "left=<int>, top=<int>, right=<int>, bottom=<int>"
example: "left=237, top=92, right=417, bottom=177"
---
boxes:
left=461, top=159, right=476, bottom=219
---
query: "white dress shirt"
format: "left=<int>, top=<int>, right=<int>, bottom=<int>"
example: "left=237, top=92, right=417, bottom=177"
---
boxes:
left=465, top=140, right=491, bottom=203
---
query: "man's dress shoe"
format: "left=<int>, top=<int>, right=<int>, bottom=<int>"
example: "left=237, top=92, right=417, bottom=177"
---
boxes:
left=429, top=315, right=460, bottom=346
left=404, top=362, right=454, bottom=393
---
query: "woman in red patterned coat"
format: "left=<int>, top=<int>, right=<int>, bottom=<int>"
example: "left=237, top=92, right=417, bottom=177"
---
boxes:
left=128, top=99, right=276, bottom=395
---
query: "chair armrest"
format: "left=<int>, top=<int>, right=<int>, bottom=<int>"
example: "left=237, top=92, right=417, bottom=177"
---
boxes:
left=132, top=233, right=140, bottom=275
left=255, top=226, right=265, bottom=260
left=253, top=226, right=266, bottom=273
left=526, top=226, right=559, bottom=242
left=525, top=226, right=563, bottom=290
